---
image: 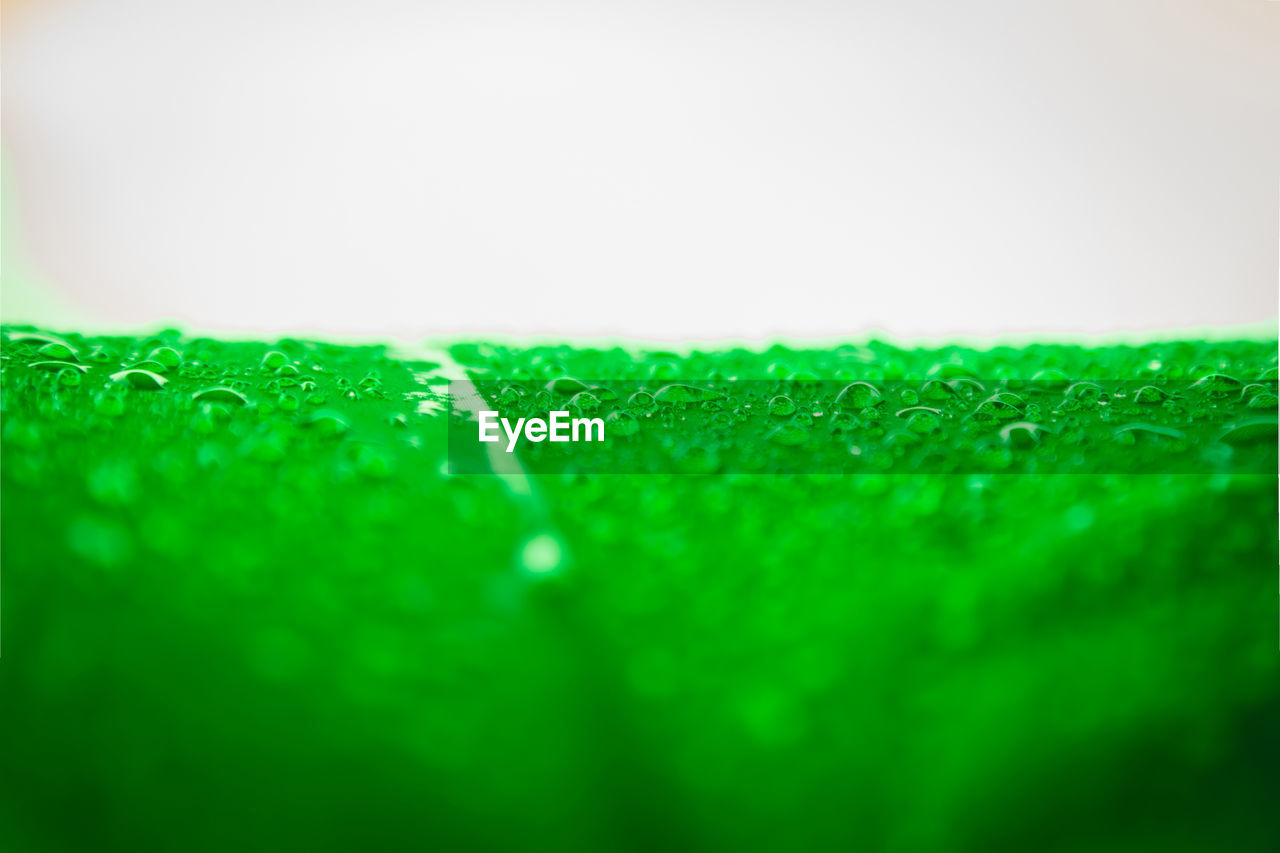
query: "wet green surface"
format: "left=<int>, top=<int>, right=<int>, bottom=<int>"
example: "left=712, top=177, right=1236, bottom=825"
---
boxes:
left=2, top=327, right=1278, bottom=852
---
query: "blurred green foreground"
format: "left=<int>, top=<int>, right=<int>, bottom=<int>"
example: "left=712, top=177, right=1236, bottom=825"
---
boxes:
left=1, top=327, right=1277, bottom=852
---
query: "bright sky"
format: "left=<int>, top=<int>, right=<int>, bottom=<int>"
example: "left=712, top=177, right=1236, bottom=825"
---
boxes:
left=2, top=0, right=1277, bottom=341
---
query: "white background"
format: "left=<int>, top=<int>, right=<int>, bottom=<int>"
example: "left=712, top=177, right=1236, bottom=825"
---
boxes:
left=2, top=0, right=1278, bottom=341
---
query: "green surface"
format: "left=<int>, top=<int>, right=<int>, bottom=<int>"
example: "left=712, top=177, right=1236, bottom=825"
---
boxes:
left=1, top=326, right=1278, bottom=852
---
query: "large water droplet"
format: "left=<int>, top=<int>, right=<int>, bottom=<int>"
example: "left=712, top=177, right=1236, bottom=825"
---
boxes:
left=1133, top=385, right=1175, bottom=404
left=193, top=387, right=249, bottom=406
left=110, top=369, right=168, bottom=390
left=833, top=382, right=882, bottom=411
left=627, top=391, right=657, bottom=413
left=1190, top=373, right=1242, bottom=398
left=768, top=395, right=797, bottom=417
left=261, top=350, right=289, bottom=370
left=999, top=421, right=1047, bottom=448
left=1218, top=418, right=1277, bottom=446
left=149, top=346, right=182, bottom=368
left=30, top=360, right=87, bottom=374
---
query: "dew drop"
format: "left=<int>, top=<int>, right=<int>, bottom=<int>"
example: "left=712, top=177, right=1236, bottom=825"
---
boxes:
left=1218, top=418, right=1277, bottom=446
left=999, top=421, right=1047, bottom=448
left=149, top=346, right=182, bottom=368
left=1190, top=373, right=1242, bottom=398
left=36, top=341, right=76, bottom=360
left=193, top=387, right=249, bottom=406
left=768, top=395, right=797, bottom=417
left=1133, top=385, right=1175, bottom=404
left=567, top=390, right=601, bottom=415
left=627, top=391, right=657, bottom=413
left=261, top=350, right=289, bottom=370
left=110, top=369, right=168, bottom=390
left=31, top=360, right=87, bottom=374
left=305, top=411, right=350, bottom=438
left=920, top=380, right=957, bottom=402
left=833, top=382, right=882, bottom=411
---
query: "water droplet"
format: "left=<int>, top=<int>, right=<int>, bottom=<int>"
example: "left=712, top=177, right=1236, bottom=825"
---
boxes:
left=261, top=350, right=288, bottom=370
left=1133, top=385, right=1175, bottom=404
left=305, top=410, right=349, bottom=438
left=193, top=387, right=249, bottom=406
left=567, top=390, right=601, bottom=415
left=833, top=382, right=882, bottom=411
left=127, top=359, right=169, bottom=374
left=1247, top=393, right=1278, bottom=410
left=999, top=421, right=1047, bottom=448
left=497, top=384, right=527, bottom=407
left=110, top=369, right=168, bottom=390
left=1190, top=373, right=1242, bottom=398
left=149, top=346, right=182, bottom=368
left=920, top=380, right=957, bottom=402
left=972, top=394, right=1022, bottom=420
left=1113, top=423, right=1186, bottom=443
left=36, top=341, right=76, bottom=360
left=627, top=391, right=657, bottom=413
left=948, top=377, right=986, bottom=400
left=1218, top=418, right=1277, bottom=446
left=1065, top=381, right=1105, bottom=403
left=902, top=408, right=943, bottom=434
left=30, top=360, right=87, bottom=374
left=768, top=395, right=797, bottom=416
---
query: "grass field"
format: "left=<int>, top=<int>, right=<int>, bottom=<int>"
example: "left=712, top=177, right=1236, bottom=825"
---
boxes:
left=1, top=326, right=1277, bottom=852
